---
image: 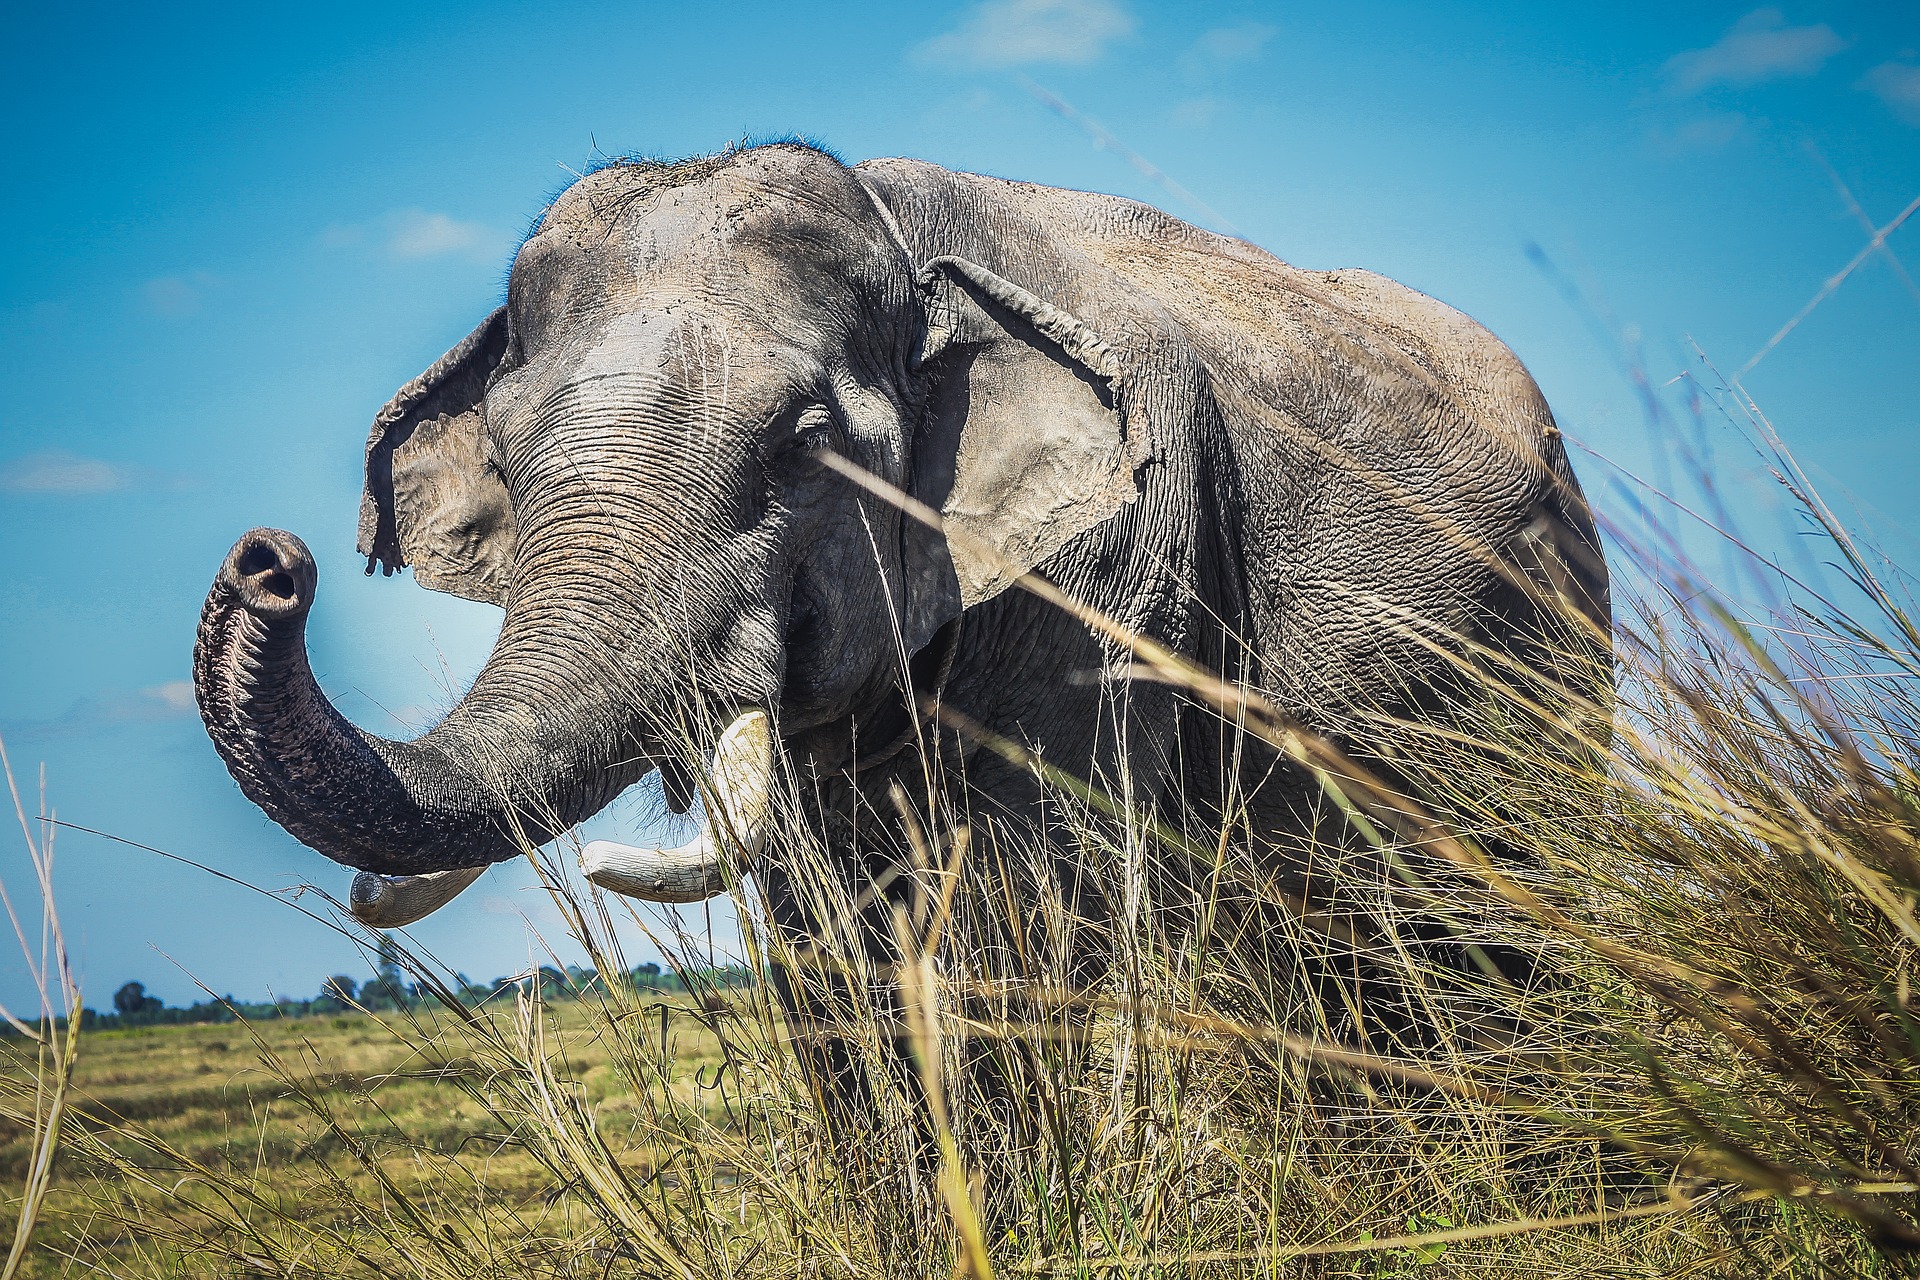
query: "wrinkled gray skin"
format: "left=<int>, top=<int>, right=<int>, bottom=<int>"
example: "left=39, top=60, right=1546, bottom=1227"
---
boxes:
left=196, top=143, right=1608, bottom=1128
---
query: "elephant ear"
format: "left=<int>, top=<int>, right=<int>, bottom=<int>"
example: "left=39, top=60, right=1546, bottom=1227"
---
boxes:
left=357, top=307, right=516, bottom=606
left=901, top=256, right=1143, bottom=648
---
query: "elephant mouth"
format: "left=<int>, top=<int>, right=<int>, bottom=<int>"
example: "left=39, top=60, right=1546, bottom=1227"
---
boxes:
left=348, top=708, right=776, bottom=926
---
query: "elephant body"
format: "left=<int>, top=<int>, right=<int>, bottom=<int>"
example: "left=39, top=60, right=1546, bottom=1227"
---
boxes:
left=196, top=143, right=1607, bottom=1138
left=847, top=154, right=1604, bottom=793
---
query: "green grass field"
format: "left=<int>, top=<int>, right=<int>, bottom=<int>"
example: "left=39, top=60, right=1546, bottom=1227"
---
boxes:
left=0, top=995, right=746, bottom=1276
left=0, top=987, right=1737, bottom=1278
left=4, top=963, right=1899, bottom=1278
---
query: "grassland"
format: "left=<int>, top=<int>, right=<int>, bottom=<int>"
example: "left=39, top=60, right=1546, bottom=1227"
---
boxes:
left=0, top=995, right=748, bottom=1276
left=0, top=984, right=1748, bottom=1278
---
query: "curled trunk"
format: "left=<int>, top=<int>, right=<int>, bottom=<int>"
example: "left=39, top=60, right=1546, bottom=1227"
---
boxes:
left=194, top=528, right=639, bottom=876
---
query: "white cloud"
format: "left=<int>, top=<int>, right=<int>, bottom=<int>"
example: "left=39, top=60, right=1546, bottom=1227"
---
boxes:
left=916, top=0, right=1134, bottom=69
left=386, top=209, right=498, bottom=259
left=0, top=450, right=131, bottom=495
left=2, top=680, right=198, bottom=741
left=141, top=271, right=219, bottom=318
left=1864, top=62, right=1920, bottom=124
left=1184, top=21, right=1275, bottom=74
left=1171, top=96, right=1220, bottom=127
left=321, top=209, right=508, bottom=263
left=1648, top=112, right=1751, bottom=154
left=1665, top=9, right=1846, bottom=94
left=146, top=681, right=195, bottom=714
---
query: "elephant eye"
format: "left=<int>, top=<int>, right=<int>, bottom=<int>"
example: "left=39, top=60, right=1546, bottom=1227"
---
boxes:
left=793, top=404, right=839, bottom=453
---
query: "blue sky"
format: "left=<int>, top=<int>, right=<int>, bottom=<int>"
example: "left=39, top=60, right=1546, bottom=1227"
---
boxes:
left=2, top=0, right=1916, bottom=1012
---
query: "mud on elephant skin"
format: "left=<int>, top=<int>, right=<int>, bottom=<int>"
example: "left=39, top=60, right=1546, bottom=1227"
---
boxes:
left=194, top=143, right=1608, bottom=1036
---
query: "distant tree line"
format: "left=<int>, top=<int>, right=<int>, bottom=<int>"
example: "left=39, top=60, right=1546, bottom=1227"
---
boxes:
left=3, top=938, right=755, bottom=1035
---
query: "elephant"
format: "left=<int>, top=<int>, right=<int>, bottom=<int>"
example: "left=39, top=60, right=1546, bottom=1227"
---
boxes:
left=195, top=142, right=1608, bottom=1141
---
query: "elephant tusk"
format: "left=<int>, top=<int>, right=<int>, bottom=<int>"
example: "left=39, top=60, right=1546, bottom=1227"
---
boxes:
left=581, top=709, right=772, bottom=903
left=349, top=864, right=488, bottom=927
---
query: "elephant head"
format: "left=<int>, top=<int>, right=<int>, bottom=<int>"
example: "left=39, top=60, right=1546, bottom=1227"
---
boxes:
left=194, top=144, right=1144, bottom=921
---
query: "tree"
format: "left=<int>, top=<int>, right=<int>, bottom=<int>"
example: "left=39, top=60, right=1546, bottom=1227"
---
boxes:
left=371, top=933, right=409, bottom=1006
left=320, top=975, right=358, bottom=1006
left=112, top=981, right=163, bottom=1023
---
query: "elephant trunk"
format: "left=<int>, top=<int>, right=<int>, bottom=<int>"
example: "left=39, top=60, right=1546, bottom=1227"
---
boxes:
left=195, top=528, right=643, bottom=877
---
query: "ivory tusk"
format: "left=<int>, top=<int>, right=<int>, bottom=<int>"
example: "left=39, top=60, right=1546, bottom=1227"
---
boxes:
left=349, top=864, right=488, bottom=927
left=582, top=709, right=773, bottom=903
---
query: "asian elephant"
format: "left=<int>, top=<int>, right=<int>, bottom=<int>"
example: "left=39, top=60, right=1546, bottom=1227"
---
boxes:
left=195, top=142, right=1608, bottom=1109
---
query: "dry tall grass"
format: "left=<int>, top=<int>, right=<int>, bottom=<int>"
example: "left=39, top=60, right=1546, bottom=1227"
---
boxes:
left=4, top=394, right=1918, bottom=1277
left=0, top=741, right=81, bottom=1280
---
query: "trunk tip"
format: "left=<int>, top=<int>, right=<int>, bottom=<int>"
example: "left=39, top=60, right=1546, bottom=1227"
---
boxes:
left=219, top=528, right=317, bottom=620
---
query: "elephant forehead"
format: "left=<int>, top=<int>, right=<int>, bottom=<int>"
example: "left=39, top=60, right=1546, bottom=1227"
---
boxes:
left=529, top=158, right=889, bottom=301
left=516, top=220, right=852, bottom=353
left=498, top=308, right=817, bottom=438
left=572, top=308, right=814, bottom=387
left=538, top=171, right=782, bottom=260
